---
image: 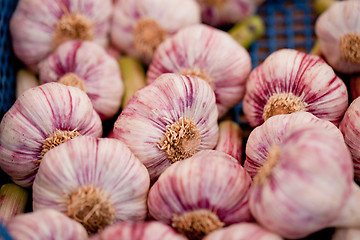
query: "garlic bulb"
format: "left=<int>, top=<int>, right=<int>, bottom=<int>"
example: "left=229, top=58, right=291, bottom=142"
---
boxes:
left=148, top=150, right=252, bottom=240
left=16, top=69, right=39, bottom=99
left=6, top=209, right=88, bottom=240
left=0, top=82, right=102, bottom=187
left=315, top=0, right=360, bottom=74
left=39, top=40, right=124, bottom=120
left=10, top=0, right=112, bottom=72
left=243, top=49, right=348, bottom=128
left=249, top=126, right=360, bottom=239
left=203, top=222, right=283, bottom=240
left=215, top=120, right=243, bottom=163
left=111, top=0, right=201, bottom=64
left=339, top=97, right=360, bottom=181
left=0, top=184, right=28, bottom=224
left=113, top=73, right=218, bottom=182
left=33, top=136, right=150, bottom=234
left=244, top=111, right=343, bottom=178
left=196, top=0, right=264, bottom=27
left=147, top=24, right=251, bottom=118
left=332, top=228, right=360, bottom=240
left=349, top=75, right=360, bottom=101
left=91, top=221, right=187, bottom=240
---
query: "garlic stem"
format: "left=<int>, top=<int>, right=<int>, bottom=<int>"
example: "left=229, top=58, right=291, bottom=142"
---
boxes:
left=180, top=68, right=214, bottom=89
left=314, top=0, right=336, bottom=15
left=52, top=13, right=94, bottom=50
left=58, top=73, right=86, bottom=91
left=119, top=56, right=146, bottom=109
left=16, top=69, right=39, bottom=98
left=0, top=184, right=28, bottom=224
left=339, top=33, right=360, bottom=65
left=172, top=209, right=225, bottom=240
left=66, top=185, right=116, bottom=234
left=253, top=144, right=280, bottom=185
left=133, top=18, right=167, bottom=60
left=228, top=15, right=265, bottom=49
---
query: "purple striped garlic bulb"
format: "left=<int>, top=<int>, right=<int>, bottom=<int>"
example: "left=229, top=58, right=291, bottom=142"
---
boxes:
left=91, top=221, right=187, bottom=240
left=203, top=222, right=283, bottom=240
left=243, top=49, right=348, bottom=128
left=196, top=0, right=264, bottom=27
left=215, top=120, right=243, bottom=163
left=249, top=126, right=360, bottom=239
left=113, top=73, right=218, bottom=182
left=39, top=40, right=124, bottom=120
left=148, top=150, right=252, bottom=240
left=315, top=0, right=360, bottom=74
left=111, top=0, right=201, bottom=64
left=10, top=0, right=112, bottom=72
left=147, top=24, right=251, bottom=118
left=332, top=228, right=360, bottom=240
left=0, top=83, right=102, bottom=187
left=340, top=97, right=360, bottom=181
left=6, top=209, right=88, bottom=240
left=244, top=111, right=343, bottom=178
left=33, top=136, right=150, bottom=234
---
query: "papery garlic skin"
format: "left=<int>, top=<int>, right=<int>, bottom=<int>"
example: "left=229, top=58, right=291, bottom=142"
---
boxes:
left=243, top=49, right=348, bottom=128
left=10, top=0, right=112, bottom=72
left=111, top=0, right=201, bottom=64
left=215, top=120, right=243, bottom=163
left=39, top=40, right=124, bottom=120
left=0, top=83, right=102, bottom=187
left=147, top=24, right=251, bottom=118
left=113, top=73, right=218, bottom=182
left=203, top=222, right=283, bottom=240
left=7, top=209, right=88, bottom=240
left=249, top=127, right=355, bottom=239
left=33, top=136, right=150, bottom=233
left=315, top=1, right=360, bottom=74
left=197, top=0, right=263, bottom=27
left=244, top=111, right=343, bottom=178
left=339, top=97, right=360, bottom=181
left=91, top=221, right=187, bottom=240
left=148, top=150, right=252, bottom=239
left=332, top=228, right=360, bottom=240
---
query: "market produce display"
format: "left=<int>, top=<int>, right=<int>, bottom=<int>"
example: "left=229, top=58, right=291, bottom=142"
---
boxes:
left=1, top=0, right=360, bottom=240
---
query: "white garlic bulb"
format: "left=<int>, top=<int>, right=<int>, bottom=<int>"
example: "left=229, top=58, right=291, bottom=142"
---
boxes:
left=244, top=111, right=343, bottom=178
left=243, top=49, right=348, bottom=128
left=147, top=24, right=252, bottom=118
left=7, top=209, right=88, bottom=240
left=196, top=0, right=264, bottom=27
left=10, top=0, right=112, bottom=72
left=0, top=83, right=102, bottom=187
left=39, top=40, right=124, bottom=120
left=249, top=126, right=360, bottom=239
left=111, top=0, right=201, bottom=64
left=113, top=73, right=219, bottom=182
left=315, top=0, right=360, bottom=74
left=33, top=136, right=150, bottom=234
left=203, top=222, right=283, bottom=240
left=91, top=221, right=187, bottom=240
left=148, top=150, right=252, bottom=240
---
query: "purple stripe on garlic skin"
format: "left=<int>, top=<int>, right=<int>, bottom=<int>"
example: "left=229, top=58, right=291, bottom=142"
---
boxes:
left=197, top=0, right=263, bottom=27
left=249, top=126, right=360, bottom=239
left=147, top=24, right=251, bottom=118
left=6, top=209, right=88, bottom=240
left=0, top=82, right=102, bottom=187
left=90, top=221, right=187, bottom=240
left=39, top=40, right=124, bottom=120
left=113, top=73, right=219, bottom=182
left=340, top=97, right=360, bottom=181
left=315, top=1, right=360, bottom=74
left=111, top=0, right=201, bottom=64
left=148, top=150, right=252, bottom=240
left=203, top=222, right=283, bottom=240
left=33, top=136, right=150, bottom=234
left=244, top=111, right=343, bottom=178
left=243, top=49, right=348, bottom=128
left=10, top=0, right=112, bottom=72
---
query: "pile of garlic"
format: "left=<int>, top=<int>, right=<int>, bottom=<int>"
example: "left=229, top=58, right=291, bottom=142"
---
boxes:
left=2, top=0, right=360, bottom=240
